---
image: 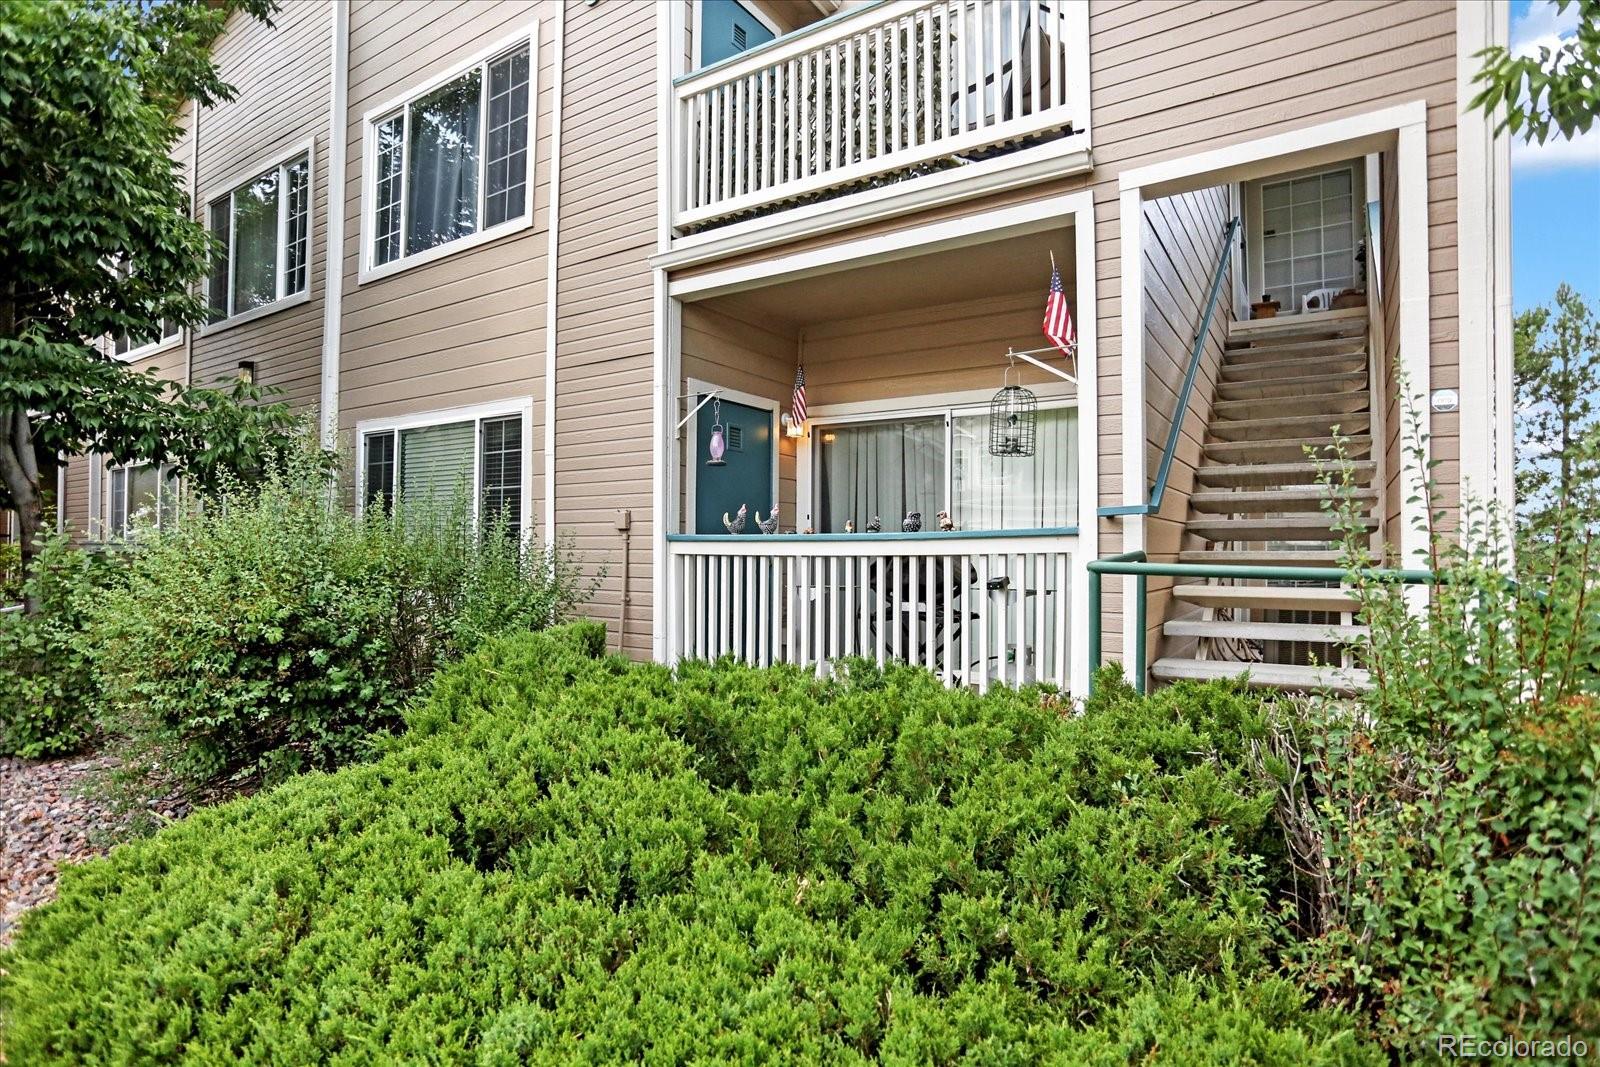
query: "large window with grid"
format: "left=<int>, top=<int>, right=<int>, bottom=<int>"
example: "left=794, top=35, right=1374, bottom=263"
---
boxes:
left=366, top=32, right=534, bottom=274
left=360, top=408, right=527, bottom=542
left=206, top=149, right=311, bottom=323
left=1258, top=166, right=1357, bottom=313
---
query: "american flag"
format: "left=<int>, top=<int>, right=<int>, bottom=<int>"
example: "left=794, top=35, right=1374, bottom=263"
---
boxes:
left=791, top=365, right=807, bottom=423
left=1043, top=264, right=1076, bottom=357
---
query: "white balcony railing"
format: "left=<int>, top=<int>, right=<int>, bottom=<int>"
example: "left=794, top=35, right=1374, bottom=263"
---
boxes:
left=666, top=531, right=1077, bottom=691
left=672, top=0, right=1088, bottom=230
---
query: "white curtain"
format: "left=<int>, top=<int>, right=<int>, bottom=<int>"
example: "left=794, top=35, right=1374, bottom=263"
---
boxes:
left=407, top=70, right=482, bottom=255
left=231, top=171, right=279, bottom=314
left=817, top=417, right=944, bottom=532
left=952, top=407, right=1077, bottom=530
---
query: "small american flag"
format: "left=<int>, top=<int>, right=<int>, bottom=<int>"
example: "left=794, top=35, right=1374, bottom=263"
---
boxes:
left=1043, top=262, right=1076, bottom=357
left=791, top=365, right=807, bottom=423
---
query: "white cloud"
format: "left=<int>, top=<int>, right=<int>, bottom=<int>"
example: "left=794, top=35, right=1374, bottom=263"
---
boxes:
left=1504, top=1, right=1595, bottom=172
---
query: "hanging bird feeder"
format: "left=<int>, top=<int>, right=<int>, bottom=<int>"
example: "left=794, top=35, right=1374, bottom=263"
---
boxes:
left=706, top=397, right=727, bottom=466
left=989, top=357, right=1037, bottom=457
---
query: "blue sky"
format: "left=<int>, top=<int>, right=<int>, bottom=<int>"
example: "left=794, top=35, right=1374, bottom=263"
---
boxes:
left=1508, top=0, right=1600, bottom=311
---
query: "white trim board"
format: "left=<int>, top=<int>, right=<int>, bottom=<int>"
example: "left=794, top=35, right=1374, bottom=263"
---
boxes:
left=668, top=190, right=1087, bottom=301
left=1114, top=101, right=1434, bottom=684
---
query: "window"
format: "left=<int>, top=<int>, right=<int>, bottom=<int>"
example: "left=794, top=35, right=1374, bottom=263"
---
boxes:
left=1258, top=166, right=1356, bottom=313
left=106, top=462, right=178, bottom=538
left=814, top=405, right=1078, bottom=533
left=207, top=150, right=311, bottom=323
left=367, top=35, right=533, bottom=273
left=113, top=318, right=180, bottom=359
left=360, top=408, right=527, bottom=541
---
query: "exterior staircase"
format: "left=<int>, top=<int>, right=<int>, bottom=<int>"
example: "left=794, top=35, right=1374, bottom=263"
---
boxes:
left=1152, top=310, right=1376, bottom=693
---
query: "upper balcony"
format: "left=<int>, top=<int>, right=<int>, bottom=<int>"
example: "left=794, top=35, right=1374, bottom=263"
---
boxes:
left=667, top=0, right=1090, bottom=252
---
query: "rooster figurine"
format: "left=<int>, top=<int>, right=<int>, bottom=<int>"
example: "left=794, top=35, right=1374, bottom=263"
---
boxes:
left=723, top=503, right=748, bottom=535
left=902, top=511, right=922, bottom=533
left=755, top=504, right=779, bottom=535
left=936, top=511, right=954, bottom=532
left=865, top=515, right=882, bottom=533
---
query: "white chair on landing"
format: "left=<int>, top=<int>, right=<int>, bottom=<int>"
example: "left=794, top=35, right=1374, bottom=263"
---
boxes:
left=1300, top=287, right=1340, bottom=314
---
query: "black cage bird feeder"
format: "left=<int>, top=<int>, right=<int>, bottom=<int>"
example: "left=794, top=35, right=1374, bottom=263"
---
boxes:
left=988, top=360, right=1037, bottom=457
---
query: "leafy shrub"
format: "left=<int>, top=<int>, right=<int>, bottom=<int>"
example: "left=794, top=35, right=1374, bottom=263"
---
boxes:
left=0, top=627, right=1377, bottom=1065
left=0, top=531, right=122, bottom=758
left=1265, top=418, right=1600, bottom=1054
left=89, top=440, right=593, bottom=795
left=0, top=540, right=21, bottom=604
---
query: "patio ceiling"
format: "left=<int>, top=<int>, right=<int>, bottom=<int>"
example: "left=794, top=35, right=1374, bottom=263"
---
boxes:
left=703, top=226, right=1075, bottom=331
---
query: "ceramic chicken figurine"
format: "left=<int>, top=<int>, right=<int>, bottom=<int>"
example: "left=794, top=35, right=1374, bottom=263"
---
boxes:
left=903, top=511, right=922, bottom=532
left=845, top=520, right=855, bottom=534
left=865, top=516, right=882, bottom=533
left=937, top=511, right=954, bottom=532
left=755, top=504, right=779, bottom=535
left=723, top=503, right=747, bottom=535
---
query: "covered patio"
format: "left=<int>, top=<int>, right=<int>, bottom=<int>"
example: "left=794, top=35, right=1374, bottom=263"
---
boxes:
left=657, top=201, right=1097, bottom=692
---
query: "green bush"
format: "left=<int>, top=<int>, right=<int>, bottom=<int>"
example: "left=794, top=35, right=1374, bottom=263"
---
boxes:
left=1267, top=421, right=1600, bottom=1054
left=0, top=627, right=1376, bottom=1065
left=89, top=442, right=593, bottom=795
left=0, top=531, right=121, bottom=758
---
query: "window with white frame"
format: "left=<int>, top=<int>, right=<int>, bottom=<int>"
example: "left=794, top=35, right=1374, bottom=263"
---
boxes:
left=1256, top=164, right=1358, bottom=313
left=105, top=462, right=178, bottom=538
left=814, top=404, right=1078, bottom=533
left=367, top=35, right=533, bottom=272
left=112, top=318, right=180, bottom=359
left=206, top=150, right=311, bottom=322
left=361, top=409, right=526, bottom=541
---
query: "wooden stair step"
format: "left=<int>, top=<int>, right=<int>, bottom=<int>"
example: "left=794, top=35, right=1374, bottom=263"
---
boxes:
left=1187, top=514, right=1375, bottom=542
left=1226, top=332, right=1368, bottom=356
left=1196, top=460, right=1375, bottom=488
left=1172, top=583, right=1362, bottom=613
left=1211, top=391, right=1371, bottom=419
left=1151, top=657, right=1372, bottom=693
left=1177, top=549, right=1347, bottom=567
left=1207, top=411, right=1370, bottom=442
left=1220, top=352, right=1369, bottom=381
left=1204, top=435, right=1373, bottom=464
left=1164, top=618, right=1369, bottom=642
left=1189, top=486, right=1377, bottom=514
left=1227, top=312, right=1368, bottom=345
left=1216, top=369, right=1368, bottom=400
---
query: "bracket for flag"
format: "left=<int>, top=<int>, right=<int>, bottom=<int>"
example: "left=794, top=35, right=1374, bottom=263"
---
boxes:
left=1006, top=345, right=1077, bottom=386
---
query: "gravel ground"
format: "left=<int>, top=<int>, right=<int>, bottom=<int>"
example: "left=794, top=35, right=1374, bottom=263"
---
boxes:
left=0, top=752, right=188, bottom=947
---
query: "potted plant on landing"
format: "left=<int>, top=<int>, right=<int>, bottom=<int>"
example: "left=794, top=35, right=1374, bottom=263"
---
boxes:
left=1250, top=293, right=1281, bottom=319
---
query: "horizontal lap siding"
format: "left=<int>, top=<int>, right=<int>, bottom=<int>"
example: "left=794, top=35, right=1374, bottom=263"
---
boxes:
left=680, top=303, right=799, bottom=532
left=338, top=0, right=554, bottom=516
left=191, top=1, right=330, bottom=412
left=1140, top=186, right=1232, bottom=662
left=669, top=0, right=1461, bottom=663
left=555, top=0, right=658, bottom=658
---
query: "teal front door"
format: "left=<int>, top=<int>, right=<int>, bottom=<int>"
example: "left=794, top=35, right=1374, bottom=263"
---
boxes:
left=695, top=396, right=773, bottom=534
left=699, top=0, right=776, bottom=68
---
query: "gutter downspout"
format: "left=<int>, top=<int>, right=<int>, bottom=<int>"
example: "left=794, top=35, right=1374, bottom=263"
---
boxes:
left=319, top=1, right=350, bottom=450
left=543, top=4, right=565, bottom=547
left=186, top=97, right=199, bottom=388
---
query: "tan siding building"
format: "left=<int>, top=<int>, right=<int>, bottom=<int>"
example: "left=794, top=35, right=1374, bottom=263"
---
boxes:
left=49, top=0, right=1511, bottom=696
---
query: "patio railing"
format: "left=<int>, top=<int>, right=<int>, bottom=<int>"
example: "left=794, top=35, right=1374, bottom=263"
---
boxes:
left=666, top=530, right=1078, bottom=691
left=672, top=0, right=1088, bottom=230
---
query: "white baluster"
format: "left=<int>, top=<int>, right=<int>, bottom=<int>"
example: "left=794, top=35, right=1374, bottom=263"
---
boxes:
left=922, top=9, right=934, bottom=146
left=977, top=553, right=991, bottom=693
left=988, top=1, right=1001, bottom=129
left=1054, top=552, right=1069, bottom=690
left=955, top=0, right=969, bottom=135
left=1028, top=0, right=1040, bottom=119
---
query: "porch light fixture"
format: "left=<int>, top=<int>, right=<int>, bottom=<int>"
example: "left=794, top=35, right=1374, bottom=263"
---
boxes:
left=706, top=397, right=728, bottom=466
left=782, top=411, right=806, bottom=439
left=989, top=359, right=1037, bottom=457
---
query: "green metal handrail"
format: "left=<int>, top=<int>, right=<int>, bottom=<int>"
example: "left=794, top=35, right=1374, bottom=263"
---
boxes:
left=1100, top=216, right=1241, bottom=519
left=1085, top=553, right=1438, bottom=694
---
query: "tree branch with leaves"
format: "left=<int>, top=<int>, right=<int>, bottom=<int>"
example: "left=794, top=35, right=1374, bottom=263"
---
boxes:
left=1471, top=0, right=1600, bottom=143
left=0, top=0, right=306, bottom=610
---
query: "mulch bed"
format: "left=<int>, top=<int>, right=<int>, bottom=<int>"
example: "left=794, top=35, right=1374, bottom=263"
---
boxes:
left=0, top=752, right=189, bottom=947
